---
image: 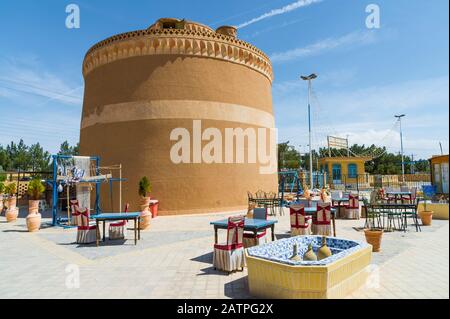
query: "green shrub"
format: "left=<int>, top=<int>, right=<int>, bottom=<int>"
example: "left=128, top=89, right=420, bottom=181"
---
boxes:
left=0, top=182, right=5, bottom=194
left=28, top=179, right=45, bottom=200
left=5, top=183, right=16, bottom=196
left=138, top=177, right=152, bottom=197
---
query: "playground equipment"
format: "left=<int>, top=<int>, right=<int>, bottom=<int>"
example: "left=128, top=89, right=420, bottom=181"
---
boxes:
left=48, top=155, right=126, bottom=227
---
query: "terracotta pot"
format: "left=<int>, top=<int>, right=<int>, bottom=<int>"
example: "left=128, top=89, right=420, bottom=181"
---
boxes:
left=364, top=229, right=383, bottom=252
left=7, top=196, right=17, bottom=209
left=6, top=207, right=19, bottom=222
left=28, top=200, right=40, bottom=215
left=0, top=195, right=3, bottom=211
left=26, top=213, right=42, bottom=232
left=419, top=211, right=433, bottom=226
left=140, top=210, right=152, bottom=230
left=140, top=196, right=151, bottom=212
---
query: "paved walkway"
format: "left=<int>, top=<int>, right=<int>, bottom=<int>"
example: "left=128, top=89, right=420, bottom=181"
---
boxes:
left=0, top=207, right=448, bottom=299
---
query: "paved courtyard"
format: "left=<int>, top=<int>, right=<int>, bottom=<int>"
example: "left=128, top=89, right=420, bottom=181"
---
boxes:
left=0, top=207, right=448, bottom=299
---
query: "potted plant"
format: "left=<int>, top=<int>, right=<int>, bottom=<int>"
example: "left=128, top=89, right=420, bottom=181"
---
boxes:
left=138, top=177, right=152, bottom=229
left=419, top=195, right=433, bottom=226
left=5, top=183, right=18, bottom=222
left=363, top=201, right=383, bottom=252
left=26, top=179, right=45, bottom=232
left=0, top=182, right=5, bottom=213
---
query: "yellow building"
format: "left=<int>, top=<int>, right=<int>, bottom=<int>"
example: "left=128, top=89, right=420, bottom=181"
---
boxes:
left=318, top=157, right=371, bottom=186
left=429, top=154, right=449, bottom=194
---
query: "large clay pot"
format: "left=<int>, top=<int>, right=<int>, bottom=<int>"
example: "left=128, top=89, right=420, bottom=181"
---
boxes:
left=7, top=196, right=17, bottom=210
left=419, top=211, right=433, bottom=226
left=140, top=210, right=152, bottom=230
left=28, top=200, right=40, bottom=215
left=26, top=213, right=42, bottom=232
left=6, top=207, right=19, bottom=222
left=364, top=229, right=383, bottom=252
left=140, top=196, right=151, bottom=212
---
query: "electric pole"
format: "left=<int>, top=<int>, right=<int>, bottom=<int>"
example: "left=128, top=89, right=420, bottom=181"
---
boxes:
left=395, top=114, right=406, bottom=182
left=301, top=73, right=317, bottom=189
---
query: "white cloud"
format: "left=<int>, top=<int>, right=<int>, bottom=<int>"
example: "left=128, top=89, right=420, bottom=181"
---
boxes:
left=0, top=58, right=83, bottom=106
left=0, top=57, right=82, bottom=153
left=237, top=0, right=322, bottom=29
left=270, top=30, right=377, bottom=63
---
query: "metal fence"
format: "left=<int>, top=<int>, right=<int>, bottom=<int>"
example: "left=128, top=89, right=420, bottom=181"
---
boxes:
left=280, top=171, right=431, bottom=193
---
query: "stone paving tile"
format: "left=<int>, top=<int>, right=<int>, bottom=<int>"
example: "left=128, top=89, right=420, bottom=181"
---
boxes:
left=0, top=207, right=448, bottom=299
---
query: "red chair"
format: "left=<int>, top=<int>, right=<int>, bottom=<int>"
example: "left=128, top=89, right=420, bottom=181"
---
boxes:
left=213, top=216, right=246, bottom=273
left=76, top=208, right=97, bottom=244
left=109, top=203, right=129, bottom=240
left=312, top=202, right=332, bottom=236
left=344, top=194, right=360, bottom=219
left=70, top=199, right=80, bottom=226
left=243, top=207, right=267, bottom=248
left=290, top=204, right=311, bottom=236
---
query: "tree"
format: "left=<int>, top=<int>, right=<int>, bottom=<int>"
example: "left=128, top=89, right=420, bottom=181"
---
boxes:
left=7, top=140, right=30, bottom=170
left=28, top=143, right=51, bottom=171
left=58, top=141, right=80, bottom=156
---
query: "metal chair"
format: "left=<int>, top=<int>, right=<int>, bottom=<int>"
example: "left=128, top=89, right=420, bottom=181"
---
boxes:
left=363, top=198, right=382, bottom=229
left=243, top=208, right=268, bottom=247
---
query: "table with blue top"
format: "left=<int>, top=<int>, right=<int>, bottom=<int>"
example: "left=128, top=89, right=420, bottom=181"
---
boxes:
left=92, top=213, right=141, bottom=246
left=210, top=218, right=277, bottom=244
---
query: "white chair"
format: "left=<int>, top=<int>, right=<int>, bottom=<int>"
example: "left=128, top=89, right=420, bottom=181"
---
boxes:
left=243, top=208, right=267, bottom=248
left=290, top=204, right=311, bottom=236
left=76, top=208, right=97, bottom=244
left=109, top=203, right=129, bottom=240
left=213, top=216, right=246, bottom=273
left=344, top=194, right=360, bottom=219
left=312, top=201, right=332, bottom=236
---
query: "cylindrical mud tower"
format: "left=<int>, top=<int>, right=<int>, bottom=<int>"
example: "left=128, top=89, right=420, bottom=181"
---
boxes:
left=80, top=18, right=277, bottom=215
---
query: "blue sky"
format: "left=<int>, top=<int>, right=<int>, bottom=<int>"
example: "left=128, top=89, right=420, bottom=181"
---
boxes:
left=0, top=0, right=448, bottom=159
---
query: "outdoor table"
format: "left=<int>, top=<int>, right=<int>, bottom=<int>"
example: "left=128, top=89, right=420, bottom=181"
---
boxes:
left=386, top=191, right=412, bottom=203
left=210, top=218, right=277, bottom=244
left=92, top=213, right=141, bottom=246
left=370, top=203, right=418, bottom=232
left=331, top=197, right=349, bottom=218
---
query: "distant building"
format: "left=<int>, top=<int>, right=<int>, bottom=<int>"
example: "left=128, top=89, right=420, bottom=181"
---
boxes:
left=429, top=154, right=449, bottom=194
left=318, top=156, right=371, bottom=186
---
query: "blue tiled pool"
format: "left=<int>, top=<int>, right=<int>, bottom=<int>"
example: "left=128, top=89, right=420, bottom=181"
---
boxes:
left=246, top=236, right=369, bottom=266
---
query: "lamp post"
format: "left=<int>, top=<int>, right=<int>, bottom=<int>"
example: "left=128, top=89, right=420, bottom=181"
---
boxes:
left=301, top=73, right=317, bottom=189
left=395, top=114, right=406, bottom=183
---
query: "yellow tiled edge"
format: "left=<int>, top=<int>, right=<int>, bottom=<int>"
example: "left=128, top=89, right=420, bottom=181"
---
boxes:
left=417, top=203, right=449, bottom=220
left=245, top=245, right=372, bottom=299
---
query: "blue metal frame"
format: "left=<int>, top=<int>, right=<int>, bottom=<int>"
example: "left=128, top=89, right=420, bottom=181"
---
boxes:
left=49, top=155, right=104, bottom=227
left=278, top=171, right=303, bottom=207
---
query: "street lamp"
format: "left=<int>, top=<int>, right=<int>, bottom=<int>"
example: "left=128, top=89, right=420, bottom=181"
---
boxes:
left=395, top=114, right=406, bottom=182
left=301, top=73, right=317, bottom=189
